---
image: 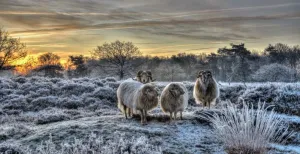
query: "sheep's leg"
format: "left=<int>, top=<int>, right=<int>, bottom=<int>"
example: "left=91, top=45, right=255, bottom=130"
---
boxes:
left=174, top=112, right=177, bottom=120
left=169, top=112, right=173, bottom=121
left=124, top=105, right=128, bottom=119
left=143, top=110, right=147, bottom=123
left=180, top=111, right=183, bottom=120
left=208, top=101, right=211, bottom=109
left=140, top=110, right=144, bottom=124
left=128, top=108, right=132, bottom=117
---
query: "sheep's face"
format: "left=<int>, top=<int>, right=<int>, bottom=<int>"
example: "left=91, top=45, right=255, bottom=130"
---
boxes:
left=137, top=71, right=153, bottom=84
left=197, top=70, right=213, bottom=95
left=169, top=84, right=185, bottom=97
left=142, top=85, right=158, bottom=100
left=197, top=70, right=212, bottom=85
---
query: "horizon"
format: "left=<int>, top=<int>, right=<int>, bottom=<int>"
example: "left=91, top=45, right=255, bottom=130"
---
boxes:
left=1, top=0, right=300, bottom=63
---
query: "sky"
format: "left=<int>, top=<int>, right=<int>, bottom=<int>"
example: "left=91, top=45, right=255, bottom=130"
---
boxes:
left=0, top=0, right=300, bottom=63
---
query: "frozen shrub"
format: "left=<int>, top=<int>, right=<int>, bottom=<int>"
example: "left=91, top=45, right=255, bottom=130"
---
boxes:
left=85, top=99, right=113, bottom=111
left=0, top=124, right=31, bottom=140
left=2, top=95, right=27, bottom=111
left=92, top=80, right=104, bottom=87
left=0, top=78, right=17, bottom=89
left=105, top=82, right=120, bottom=89
left=252, top=63, right=296, bottom=82
left=12, top=76, right=27, bottom=84
left=34, top=108, right=70, bottom=124
left=0, top=89, right=14, bottom=96
left=49, top=78, right=61, bottom=84
left=61, top=83, right=95, bottom=96
left=105, top=77, right=117, bottom=82
left=30, top=96, right=58, bottom=110
left=220, top=85, right=246, bottom=103
left=204, top=102, right=292, bottom=154
left=58, top=97, right=84, bottom=109
left=0, top=144, right=24, bottom=154
left=35, top=114, right=69, bottom=125
left=36, top=88, right=51, bottom=96
left=92, top=87, right=116, bottom=103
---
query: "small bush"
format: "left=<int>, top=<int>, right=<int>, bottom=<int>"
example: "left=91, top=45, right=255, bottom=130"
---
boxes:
left=204, top=102, right=292, bottom=154
left=105, top=77, right=117, bottom=82
left=61, top=83, right=95, bottom=96
left=252, top=63, right=296, bottom=82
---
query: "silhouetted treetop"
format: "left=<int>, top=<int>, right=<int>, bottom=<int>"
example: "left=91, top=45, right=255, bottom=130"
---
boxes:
left=0, top=29, right=27, bottom=70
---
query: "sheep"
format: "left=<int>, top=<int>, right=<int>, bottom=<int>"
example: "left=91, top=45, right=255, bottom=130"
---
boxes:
left=134, top=70, right=156, bottom=84
left=193, top=70, right=219, bottom=109
left=160, top=82, right=188, bottom=120
left=117, top=81, right=159, bottom=124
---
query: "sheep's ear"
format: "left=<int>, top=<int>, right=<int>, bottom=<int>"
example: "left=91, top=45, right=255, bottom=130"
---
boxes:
left=132, top=77, right=137, bottom=81
left=151, top=78, right=156, bottom=82
left=206, top=71, right=212, bottom=76
left=137, top=70, right=143, bottom=77
left=146, top=70, right=152, bottom=77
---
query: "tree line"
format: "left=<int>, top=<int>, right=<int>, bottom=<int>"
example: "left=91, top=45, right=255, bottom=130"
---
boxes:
left=1, top=29, right=300, bottom=82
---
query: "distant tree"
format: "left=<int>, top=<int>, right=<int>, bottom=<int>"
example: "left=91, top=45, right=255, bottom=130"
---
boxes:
left=38, top=52, right=60, bottom=65
left=171, top=53, right=197, bottom=80
left=218, top=43, right=252, bottom=82
left=33, top=52, right=63, bottom=77
left=264, top=43, right=288, bottom=64
left=91, top=40, right=141, bottom=79
left=252, top=63, right=296, bottom=82
left=287, top=45, right=300, bottom=70
left=67, top=55, right=90, bottom=78
left=0, top=29, right=27, bottom=70
left=155, top=61, right=185, bottom=81
left=206, top=53, right=221, bottom=80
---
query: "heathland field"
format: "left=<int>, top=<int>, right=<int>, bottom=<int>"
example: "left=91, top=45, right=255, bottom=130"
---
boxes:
left=0, top=77, right=300, bottom=153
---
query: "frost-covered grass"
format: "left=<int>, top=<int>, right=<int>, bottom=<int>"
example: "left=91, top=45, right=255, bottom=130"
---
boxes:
left=204, top=102, right=292, bottom=154
left=0, top=76, right=118, bottom=113
left=0, top=77, right=299, bottom=153
left=25, top=133, right=162, bottom=154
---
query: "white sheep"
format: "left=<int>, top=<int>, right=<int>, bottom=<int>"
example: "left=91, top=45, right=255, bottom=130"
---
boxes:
left=160, top=82, right=188, bottom=120
left=193, top=70, right=219, bottom=109
left=117, top=81, right=159, bottom=124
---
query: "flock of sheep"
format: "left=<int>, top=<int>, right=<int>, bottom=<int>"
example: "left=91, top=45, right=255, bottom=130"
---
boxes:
left=117, top=70, right=219, bottom=124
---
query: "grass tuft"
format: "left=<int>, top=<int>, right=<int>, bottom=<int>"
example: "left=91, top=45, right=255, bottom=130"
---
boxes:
left=204, top=102, right=293, bottom=154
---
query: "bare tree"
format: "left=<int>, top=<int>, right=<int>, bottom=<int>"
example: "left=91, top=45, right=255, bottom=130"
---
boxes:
left=0, top=29, right=27, bottom=70
left=91, top=40, right=141, bottom=79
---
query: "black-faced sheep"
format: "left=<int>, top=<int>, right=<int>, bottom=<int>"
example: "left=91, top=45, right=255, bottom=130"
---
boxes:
left=117, top=81, right=159, bottom=124
left=160, top=82, right=188, bottom=120
left=193, top=70, right=219, bottom=109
